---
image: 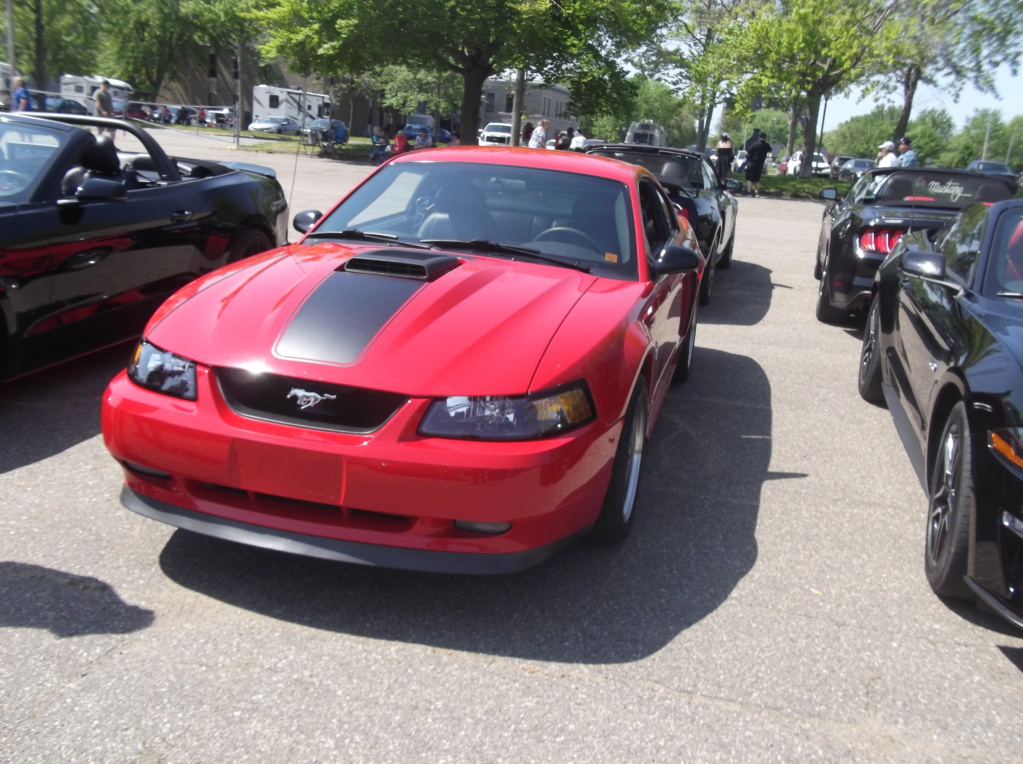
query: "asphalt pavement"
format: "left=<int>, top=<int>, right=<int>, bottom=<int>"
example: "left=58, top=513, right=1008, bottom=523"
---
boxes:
left=1, top=130, right=1022, bottom=761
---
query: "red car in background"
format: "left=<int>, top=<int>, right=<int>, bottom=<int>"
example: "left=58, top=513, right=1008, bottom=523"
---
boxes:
left=102, top=148, right=705, bottom=574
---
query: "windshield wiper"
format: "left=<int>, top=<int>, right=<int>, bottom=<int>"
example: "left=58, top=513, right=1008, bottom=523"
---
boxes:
left=303, top=228, right=432, bottom=249
left=420, top=238, right=591, bottom=272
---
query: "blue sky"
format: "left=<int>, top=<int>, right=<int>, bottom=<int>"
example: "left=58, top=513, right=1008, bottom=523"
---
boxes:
left=822, top=65, right=1021, bottom=131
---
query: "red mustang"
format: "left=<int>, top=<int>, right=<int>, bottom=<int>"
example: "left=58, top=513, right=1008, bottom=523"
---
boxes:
left=102, top=147, right=704, bottom=574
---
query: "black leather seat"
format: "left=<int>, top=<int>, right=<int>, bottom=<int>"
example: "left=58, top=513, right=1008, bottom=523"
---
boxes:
left=61, top=135, right=121, bottom=195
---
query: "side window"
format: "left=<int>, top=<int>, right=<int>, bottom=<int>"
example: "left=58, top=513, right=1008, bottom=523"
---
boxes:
left=938, top=203, right=986, bottom=285
left=702, top=162, right=717, bottom=189
left=639, top=180, right=675, bottom=255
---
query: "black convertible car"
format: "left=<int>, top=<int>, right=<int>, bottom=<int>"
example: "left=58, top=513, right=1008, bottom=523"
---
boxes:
left=858, top=199, right=1023, bottom=631
left=0, top=112, right=288, bottom=381
left=586, top=144, right=739, bottom=305
left=815, top=167, right=1014, bottom=323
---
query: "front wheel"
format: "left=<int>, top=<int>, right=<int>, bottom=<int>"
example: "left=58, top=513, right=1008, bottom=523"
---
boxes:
left=673, top=309, right=697, bottom=384
left=593, top=377, right=648, bottom=544
left=858, top=295, right=885, bottom=403
left=924, top=401, right=974, bottom=600
left=718, top=227, right=735, bottom=269
left=699, top=243, right=717, bottom=306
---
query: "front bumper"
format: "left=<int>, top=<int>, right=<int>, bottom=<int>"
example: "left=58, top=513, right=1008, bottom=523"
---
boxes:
left=103, top=368, right=618, bottom=572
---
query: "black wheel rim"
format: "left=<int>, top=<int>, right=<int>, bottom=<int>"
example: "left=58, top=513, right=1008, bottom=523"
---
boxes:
left=927, top=423, right=960, bottom=566
left=860, top=300, right=879, bottom=384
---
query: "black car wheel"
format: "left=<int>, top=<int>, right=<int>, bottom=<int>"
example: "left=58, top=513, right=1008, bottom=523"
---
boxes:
left=594, top=376, right=648, bottom=544
left=673, top=310, right=697, bottom=383
left=815, top=250, right=847, bottom=323
left=858, top=294, right=885, bottom=403
left=718, top=227, right=735, bottom=269
left=924, top=401, right=974, bottom=599
left=699, top=241, right=717, bottom=306
left=228, top=229, right=273, bottom=263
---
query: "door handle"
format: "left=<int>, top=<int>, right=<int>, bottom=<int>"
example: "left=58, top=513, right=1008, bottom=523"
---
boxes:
left=170, top=210, right=194, bottom=222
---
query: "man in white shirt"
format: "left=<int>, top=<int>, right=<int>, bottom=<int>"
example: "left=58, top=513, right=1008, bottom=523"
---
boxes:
left=569, top=129, right=587, bottom=151
left=877, top=141, right=899, bottom=168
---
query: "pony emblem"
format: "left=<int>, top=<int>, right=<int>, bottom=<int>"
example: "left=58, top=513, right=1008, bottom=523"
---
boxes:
left=288, top=388, right=337, bottom=410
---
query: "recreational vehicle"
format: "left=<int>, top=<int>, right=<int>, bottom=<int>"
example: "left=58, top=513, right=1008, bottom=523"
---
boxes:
left=251, top=84, right=331, bottom=127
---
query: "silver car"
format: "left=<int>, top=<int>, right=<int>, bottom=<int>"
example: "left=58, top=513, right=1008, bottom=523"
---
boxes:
left=247, top=116, right=301, bottom=135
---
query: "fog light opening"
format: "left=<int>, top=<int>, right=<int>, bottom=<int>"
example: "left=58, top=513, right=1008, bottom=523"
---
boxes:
left=454, top=520, right=512, bottom=535
left=124, top=460, right=172, bottom=480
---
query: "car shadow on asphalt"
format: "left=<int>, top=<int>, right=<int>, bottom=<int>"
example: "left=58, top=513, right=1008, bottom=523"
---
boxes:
left=698, top=259, right=774, bottom=326
left=157, top=346, right=772, bottom=664
left=0, top=344, right=130, bottom=474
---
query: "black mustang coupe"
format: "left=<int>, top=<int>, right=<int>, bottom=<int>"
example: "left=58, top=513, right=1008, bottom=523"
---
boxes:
left=586, top=144, right=739, bottom=306
left=815, top=167, right=1014, bottom=323
left=858, top=198, right=1023, bottom=631
left=0, top=112, right=288, bottom=381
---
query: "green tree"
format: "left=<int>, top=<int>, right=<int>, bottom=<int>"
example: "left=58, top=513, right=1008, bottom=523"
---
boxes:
left=1, top=0, right=98, bottom=101
left=904, top=108, right=955, bottom=166
left=255, top=0, right=668, bottom=144
left=727, top=0, right=898, bottom=177
left=823, top=104, right=901, bottom=160
left=874, top=0, right=1023, bottom=144
left=633, top=75, right=698, bottom=147
left=377, top=65, right=462, bottom=129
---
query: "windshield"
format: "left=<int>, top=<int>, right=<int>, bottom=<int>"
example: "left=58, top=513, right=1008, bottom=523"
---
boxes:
left=855, top=171, right=1011, bottom=208
left=590, top=149, right=704, bottom=189
left=0, top=119, right=66, bottom=203
left=982, top=207, right=1023, bottom=299
left=486, top=125, right=511, bottom=134
left=310, top=160, right=638, bottom=278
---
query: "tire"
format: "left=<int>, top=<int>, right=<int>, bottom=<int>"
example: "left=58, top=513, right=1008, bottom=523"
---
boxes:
left=924, top=401, right=974, bottom=600
left=593, top=377, right=648, bottom=544
left=718, top=227, right=735, bottom=269
left=227, top=229, right=273, bottom=263
left=815, top=250, right=847, bottom=323
left=858, top=294, right=885, bottom=403
left=673, top=310, right=697, bottom=384
left=699, top=243, right=717, bottom=306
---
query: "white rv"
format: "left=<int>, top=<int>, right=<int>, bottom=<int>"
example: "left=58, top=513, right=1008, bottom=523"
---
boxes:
left=625, top=120, right=667, bottom=147
left=251, top=84, right=331, bottom=127
left=60, top=74, right=133, bottom=114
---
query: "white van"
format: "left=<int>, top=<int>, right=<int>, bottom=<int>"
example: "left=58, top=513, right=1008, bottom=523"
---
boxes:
left=625, top=120, right=667, bottom=147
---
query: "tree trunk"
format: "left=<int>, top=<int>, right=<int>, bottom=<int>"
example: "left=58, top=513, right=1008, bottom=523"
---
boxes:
left=798, top=92, right=823, bottom=178
left=786, top=97, right=802, bottom=158
left=893, top=65, right=920, bottom=145
left=32, top=0, right=44, bottom=108
left=456, top=51, right=495, bottom=147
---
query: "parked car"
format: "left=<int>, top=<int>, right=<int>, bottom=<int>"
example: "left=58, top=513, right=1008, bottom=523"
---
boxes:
left=479, top=122, right=513, bottom=145
left=586, top=143, right=739, bottom=306
left=788, top=150, right=829, bottom=176
left=44, top=96, right=88, bottom=115
left=829, top=154, right=854, bottom=179
left=168, top=105, right=196, bottom=126
left=0, top=112, right=288, bottom=382
left=837, top=157, right=874, bottom=182
left=300, top=118, right=349, bottom=145
left=857, top=198, right=1023, bottom=631
left=248, top=116, right=301, bottom=135
left=814, top=167, right=1014, bottom=323
left=101, top=147, right=705, bottom=574
left=125, top=102, right=149, bottom=120
left=965, top=159, right=1019, bottom=192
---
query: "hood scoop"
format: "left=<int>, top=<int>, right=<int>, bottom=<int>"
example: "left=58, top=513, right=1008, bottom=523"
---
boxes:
left=344, top=250, right=460, bottom=281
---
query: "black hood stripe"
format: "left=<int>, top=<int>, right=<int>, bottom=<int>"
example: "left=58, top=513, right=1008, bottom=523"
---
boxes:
left=276, top=271, right=422, bottom=364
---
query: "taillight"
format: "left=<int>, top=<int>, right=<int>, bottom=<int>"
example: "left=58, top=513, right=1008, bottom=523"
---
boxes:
left=859, top=228, right=903, bottom=255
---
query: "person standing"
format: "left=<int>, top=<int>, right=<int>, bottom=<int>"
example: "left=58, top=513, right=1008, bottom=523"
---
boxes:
left=714, top=133, right=735, bottom=185
left=898, top=137, right=918, bottom=167
left=877, top=140, right=899, bottom=168
left=94, top=80, right=115, bottom=136
left=744, top=133, right=770, bottom=197
left=569, top=128, right=587, bottom=151
left=11, top=77, right=32, bottom=111
left=527, top=119, right=549, bottom=148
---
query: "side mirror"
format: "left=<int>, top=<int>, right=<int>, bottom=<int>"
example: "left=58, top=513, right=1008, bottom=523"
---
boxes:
left=651, top=244, right=702, bottom=276
left=293, top=209, right=323, bottom=234
left=900, top=250, right=948, bottom=281
left=819, top=188, right=838, bottom=201
left=725, top=179, right=742, bottom=193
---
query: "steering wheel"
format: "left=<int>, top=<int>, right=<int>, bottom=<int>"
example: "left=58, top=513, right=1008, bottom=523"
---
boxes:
left=534, top=226, right=601, bottom=252
left=0, top=169, right=30, bottom=192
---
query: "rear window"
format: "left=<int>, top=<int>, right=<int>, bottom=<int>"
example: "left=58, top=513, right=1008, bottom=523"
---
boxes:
left=861, top=172, right=1011, bottom=208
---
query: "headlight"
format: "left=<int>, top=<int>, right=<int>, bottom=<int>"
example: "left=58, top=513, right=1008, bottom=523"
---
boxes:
left=127, top=340, right=198, bottom=401
left=419, top=382, right=595, bottom=440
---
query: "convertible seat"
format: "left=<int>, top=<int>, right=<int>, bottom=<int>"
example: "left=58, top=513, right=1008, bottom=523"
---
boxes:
left=61, top=135, right=121, bottom=195
left=418, top=183, right=496, bottom=241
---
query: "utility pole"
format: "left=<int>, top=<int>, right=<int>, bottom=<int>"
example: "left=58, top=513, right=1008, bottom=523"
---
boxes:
left=511, top=69, right=525, bottom=147
left=5, top=0, right=15, bottom=76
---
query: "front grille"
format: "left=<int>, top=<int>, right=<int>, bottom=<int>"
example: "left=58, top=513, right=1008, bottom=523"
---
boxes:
left=217, top=368, right=407, bottom=433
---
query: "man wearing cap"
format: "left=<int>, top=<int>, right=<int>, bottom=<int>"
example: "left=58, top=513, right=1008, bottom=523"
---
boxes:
left=898, top=137, right=918, bottom=167
left=877, top=140, right=899, bottom=168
